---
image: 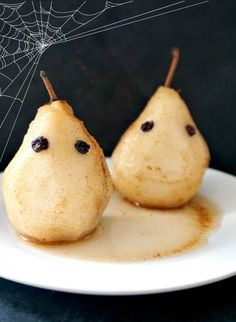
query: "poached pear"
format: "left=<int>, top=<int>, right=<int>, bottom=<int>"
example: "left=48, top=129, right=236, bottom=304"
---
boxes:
left=112, top=48, right=210, bottom=208
left=3, top=71, right=112, bottom=243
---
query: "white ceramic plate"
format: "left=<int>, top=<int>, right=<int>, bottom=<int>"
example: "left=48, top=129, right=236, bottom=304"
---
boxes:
left=0, top=159, right=235, bottom=295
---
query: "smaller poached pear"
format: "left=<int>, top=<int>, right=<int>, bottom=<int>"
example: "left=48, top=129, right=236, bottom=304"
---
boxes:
left=112, top=48, right=210, bottom=208
left=3, top=71, right=112, bottom=243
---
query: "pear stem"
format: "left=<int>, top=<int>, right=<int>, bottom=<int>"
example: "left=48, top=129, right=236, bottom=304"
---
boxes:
left=164, top=47, right=180, bottom=87
left=40, top=70, right=58, bottom=101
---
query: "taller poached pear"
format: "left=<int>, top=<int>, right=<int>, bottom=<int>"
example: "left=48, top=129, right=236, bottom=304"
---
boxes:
left=3, top=99, right=112, bottom=243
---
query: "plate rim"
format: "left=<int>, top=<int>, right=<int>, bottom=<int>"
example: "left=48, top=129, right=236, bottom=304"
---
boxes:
left=0, top=162, right=236, bottom=295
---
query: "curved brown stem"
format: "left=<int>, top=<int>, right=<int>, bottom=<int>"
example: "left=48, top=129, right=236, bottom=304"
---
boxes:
left=164, top=47, right=180, bottom=87
left=40, top=70, right=58, bottom=101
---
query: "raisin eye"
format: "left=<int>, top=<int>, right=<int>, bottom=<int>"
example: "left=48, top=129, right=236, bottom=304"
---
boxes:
left=75, top=140, right=90, bottom=154
left=185, top=124, right=196, bottom=136
left=32, top=136, right=49, bottom=152
left=141, top=121, right=154, bottom=132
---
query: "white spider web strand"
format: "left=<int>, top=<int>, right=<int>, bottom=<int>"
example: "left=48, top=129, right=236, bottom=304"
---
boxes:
left=54, top=0, right=185, bottom=44
left=0, top=51, right=37, bottom=84
left=0, top=52, right=41, bottom=163
left=0, top=21, right=35, bottom=45
left=42, top=1, right=52, bottom=43
left=0, top=44, right=8, bottom=56
left=0, top=29, right=33, bottom=45
left=39, top=1, right=44, bottom=40
left=0, top=51, right=38, bottom=95
left=45, top=0, right=96, bottom=44
left=47, top=0, right=133, bottom=45
left=41, top=0, right=81, bottom=44
left=0, top=45, right=35, bottom=58
left=0, top=47, right=37, bottom=76
left=0, top=35, right=37, bottom=58
left=0, top=3, right=36, bottom=43
left=0, top=53, right=41, bottom=129
left=31, top=1, right=43, bottom=41
left=15, top=5, right=40, bottom=43
left=54, top=0, right=209, bottom=45
left=40, top=3, right=78, bottom=42
left=18, top=5, right=42, bottom=42
left=0, top=2, right=24, bottom=11
left=0, top=53, right=38, bottom=134
left=17, top=2, right=78, bottom=45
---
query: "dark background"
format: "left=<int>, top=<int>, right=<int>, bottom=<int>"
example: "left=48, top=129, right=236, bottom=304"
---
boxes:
left=0, top=0, right=235, bottom=174
left=1, top=276, right=236, bottom=321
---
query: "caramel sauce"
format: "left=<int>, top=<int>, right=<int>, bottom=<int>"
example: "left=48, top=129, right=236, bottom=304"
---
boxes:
left=30, top=191, right=221, bottom=262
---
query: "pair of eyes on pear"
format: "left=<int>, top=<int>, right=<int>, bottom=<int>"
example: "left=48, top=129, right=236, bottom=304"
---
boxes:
left=31, top=137, right=90, bottom=154
left=141, top=121, right=196, bottom=136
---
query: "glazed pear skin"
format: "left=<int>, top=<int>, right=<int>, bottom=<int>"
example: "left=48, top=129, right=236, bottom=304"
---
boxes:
left=112, top=86, right=210, bottom=208
left=3, top=101, right=112, bottom=243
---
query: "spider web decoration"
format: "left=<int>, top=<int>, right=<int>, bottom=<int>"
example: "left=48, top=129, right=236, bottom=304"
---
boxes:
left=0, top=0, right=209, bottom=163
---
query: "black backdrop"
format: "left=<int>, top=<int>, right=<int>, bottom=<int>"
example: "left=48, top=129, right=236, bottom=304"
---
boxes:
left=0, top=0, right=235, bottom=174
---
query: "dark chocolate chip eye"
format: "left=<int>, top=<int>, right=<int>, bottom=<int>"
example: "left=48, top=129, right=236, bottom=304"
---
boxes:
left=141, top=121, right=154, bottom=132
left=75, top=140, right=90, bottom=154
left=185, top=124, right=196, bottom=136
left=32, top=136, right=49, bottom=152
